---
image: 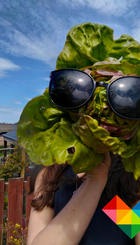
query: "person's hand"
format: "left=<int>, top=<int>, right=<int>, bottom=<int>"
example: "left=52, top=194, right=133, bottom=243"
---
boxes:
left=87, top=152, right=111, bottom=185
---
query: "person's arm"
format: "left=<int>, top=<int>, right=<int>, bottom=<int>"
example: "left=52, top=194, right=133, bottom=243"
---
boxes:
left=27, top=168, right=54, bottom=245
left=28, top=152, right=111, bottom=245
left=135, top=232, right=140, bottom=245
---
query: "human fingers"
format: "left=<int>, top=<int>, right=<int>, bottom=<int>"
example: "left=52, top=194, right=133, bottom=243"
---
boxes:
left=87, top=152, right=111, bottom=181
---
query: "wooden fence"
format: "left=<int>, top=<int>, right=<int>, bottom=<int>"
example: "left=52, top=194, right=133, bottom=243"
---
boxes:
left=0, top=177, right=33, bottom=245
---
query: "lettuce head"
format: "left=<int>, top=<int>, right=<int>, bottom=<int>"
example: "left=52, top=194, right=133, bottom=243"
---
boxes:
left=17, top=22, right=140, bottom=179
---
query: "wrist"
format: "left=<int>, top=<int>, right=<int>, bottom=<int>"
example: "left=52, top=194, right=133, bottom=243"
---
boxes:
left=86, top=173, right=108, bottom=189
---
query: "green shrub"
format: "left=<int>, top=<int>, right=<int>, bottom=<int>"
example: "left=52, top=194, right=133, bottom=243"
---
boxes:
left=0, top=222, right=28, bottom=245
left=0, top=146, right=28, bottom=181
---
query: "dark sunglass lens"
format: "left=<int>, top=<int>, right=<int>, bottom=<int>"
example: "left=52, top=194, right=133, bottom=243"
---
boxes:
left=108, top=76, right=140, bottom=119
left=49, top=70, right=94, bottom=109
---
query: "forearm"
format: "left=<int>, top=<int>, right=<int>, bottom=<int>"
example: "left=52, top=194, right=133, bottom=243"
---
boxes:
left=134, top=231, right=140, bottom=245
left=31, top=177, right=107, bottom=245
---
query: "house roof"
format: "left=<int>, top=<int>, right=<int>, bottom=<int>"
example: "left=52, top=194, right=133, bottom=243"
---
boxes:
left=2, top=126, right=18, bottom=145
left=0, top=123, right=16, bottom=133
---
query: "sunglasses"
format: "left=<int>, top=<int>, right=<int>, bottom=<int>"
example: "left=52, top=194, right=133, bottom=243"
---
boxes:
left=49, top=68, right=140, bottom=120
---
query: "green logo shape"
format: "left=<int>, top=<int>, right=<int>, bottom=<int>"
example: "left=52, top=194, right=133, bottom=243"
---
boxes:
left=118, top=225, right=132, bottom=239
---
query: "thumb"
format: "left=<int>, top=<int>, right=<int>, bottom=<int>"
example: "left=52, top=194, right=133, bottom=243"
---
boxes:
left=102, top=152, right=111, bottom=168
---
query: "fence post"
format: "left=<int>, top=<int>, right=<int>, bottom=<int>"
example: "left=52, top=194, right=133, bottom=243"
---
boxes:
left=26, top=176, right=33, bottom=227
left=0, top=179, right=4, bottom=245
left=7, top=178, right=24, bottom=243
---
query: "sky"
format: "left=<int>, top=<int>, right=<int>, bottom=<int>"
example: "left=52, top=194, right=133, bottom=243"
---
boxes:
left=0, top=0, right=140, bottom=123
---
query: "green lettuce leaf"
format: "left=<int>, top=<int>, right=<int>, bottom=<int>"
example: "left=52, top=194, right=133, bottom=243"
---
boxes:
left=56, top=22, right=114, bottom=69
left=56, top=22, right=140, bottom=75
left=17, top=89, right=140, bottom=177
left=17, top=89, right=103, bottom=174
left=17, top=22, right=140, bottom=179
left=122, top=149, right=140, bottom=180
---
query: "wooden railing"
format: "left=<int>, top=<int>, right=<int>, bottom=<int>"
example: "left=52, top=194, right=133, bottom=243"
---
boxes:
left=0, top=147, right=15, bottom=159
left=0, top=177, right=33, bottom=245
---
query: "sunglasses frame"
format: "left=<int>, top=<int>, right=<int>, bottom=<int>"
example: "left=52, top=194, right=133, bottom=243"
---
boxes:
left=49, top=68, right=140, bottom=120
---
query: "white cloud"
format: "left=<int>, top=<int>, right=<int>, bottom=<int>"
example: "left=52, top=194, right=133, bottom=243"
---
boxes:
left=0, top=58, right=21, bottom=77
left=0, top=106, right=22, bottom=123
left=0, top=25, right=57, bottom=64
left=13, top=100, right=22, bottom=105
left=0, top=4, right=69, bottom=68
left=59, top=0, right=138, bottom=17
left=59, top=0, right=140, bottom=42
left=131, top=19, right=140, bottom=43
left=24, top=97, right=31, bottom=102
left=37, top=88, right=46, bottom=94
left=43, top=77, right=50, bottom=81
left=0, top=0, right=139, bottom=72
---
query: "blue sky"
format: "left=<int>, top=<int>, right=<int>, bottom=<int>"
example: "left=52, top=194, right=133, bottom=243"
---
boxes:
left=0, top=0, right=140, bottom=123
